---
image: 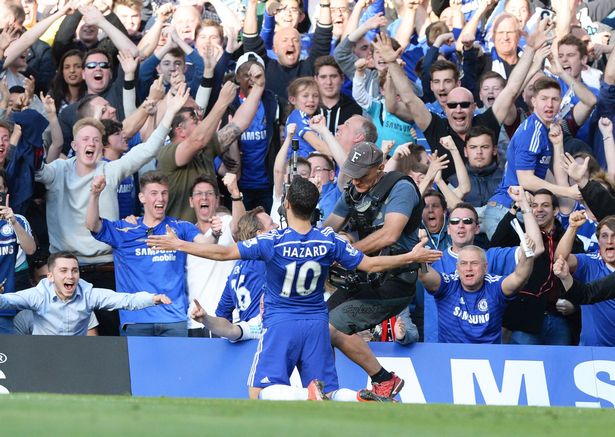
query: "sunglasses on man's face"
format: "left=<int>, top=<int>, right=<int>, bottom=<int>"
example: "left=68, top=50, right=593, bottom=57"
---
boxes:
left=446, top=101, right=473, bottom=109
left=85, top=61, right=111, bottom=69
left=449, top=217, right=476, bottom=225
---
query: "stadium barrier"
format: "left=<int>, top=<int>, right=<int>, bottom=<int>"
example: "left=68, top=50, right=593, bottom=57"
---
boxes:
left=0, top=336, right=131, bottom=395
left=2, top=336, right=615, bottom=407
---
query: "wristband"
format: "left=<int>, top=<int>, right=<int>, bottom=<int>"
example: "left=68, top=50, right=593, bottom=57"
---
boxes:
left=521, top=208, right=533, bottom=214
left=320, top=3, right=330, bottom=6
left=124, top=79, right=135, bottom=90
left=200, top=76, right=214, bottom=88
left=230, top=193, right=243, bottom=201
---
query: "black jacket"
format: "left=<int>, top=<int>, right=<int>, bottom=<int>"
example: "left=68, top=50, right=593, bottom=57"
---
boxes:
left=448, top=161, right=504, bottom=208
left=243, top=24, right=332, bottom=108
left=490, top=213, right=584, bottom=334
left=317, top=93, right=362, bottom=135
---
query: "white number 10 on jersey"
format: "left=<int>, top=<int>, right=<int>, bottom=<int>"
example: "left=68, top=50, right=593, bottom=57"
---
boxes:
left=280, top=261, right=322, bottom=297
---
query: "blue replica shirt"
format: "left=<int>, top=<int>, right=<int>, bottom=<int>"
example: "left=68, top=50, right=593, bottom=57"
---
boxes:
left=286, top=109, right=316, bottom=158
left=490, top=113, right=552, bottom=207
left=365, top=99, right=420, bottom=152
left=215, top=259, right=266, bottom=323
left=557, top=77, right=600, bottom=144
left=386, top=20, right=424, bottom=82
left=332, top=178, right=420, bottom=251
left=237, top=226, right=364, bottom=325
left=0, top=215, right=31, bottom=317
left=434, top=272, right=513, bottom=343
left=424, top=246, right=518, bottom=342
left=559, top=205, right=599, bottom=253
left=573, top=253, right=615, bottom=346
left=318, top=182, right=341, bottom=223
left=102, top=158, right=136, bottom=219
left=92, top=216, right=200, bottom=325
left=239, top=99, right=270, bottom=190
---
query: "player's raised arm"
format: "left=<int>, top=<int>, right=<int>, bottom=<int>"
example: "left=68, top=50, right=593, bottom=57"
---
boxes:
left=146, top=225, right=241, bottom=261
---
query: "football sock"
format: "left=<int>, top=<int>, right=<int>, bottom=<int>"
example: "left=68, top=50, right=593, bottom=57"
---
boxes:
left=259, top=385, right=308, bottom=400
left=370, top=367, right=393, bottom=384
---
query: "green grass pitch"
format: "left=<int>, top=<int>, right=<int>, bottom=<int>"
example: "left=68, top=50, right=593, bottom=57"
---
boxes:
left=1, top=394, right=613, bottom=436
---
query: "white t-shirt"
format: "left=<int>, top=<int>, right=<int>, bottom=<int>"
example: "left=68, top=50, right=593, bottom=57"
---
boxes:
left=186, top=214, right=236, bottom=329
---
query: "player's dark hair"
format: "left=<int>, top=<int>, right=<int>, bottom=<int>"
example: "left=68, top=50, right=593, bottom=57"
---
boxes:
left=287, top=176, right=319, bottom=220
left=48, top=251, right=79, bottom=270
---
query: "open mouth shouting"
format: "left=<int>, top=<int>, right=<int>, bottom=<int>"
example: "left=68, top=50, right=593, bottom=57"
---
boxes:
left=63, top=280, right=76, bottom=296
left=84, top=146, right=97, bottom=160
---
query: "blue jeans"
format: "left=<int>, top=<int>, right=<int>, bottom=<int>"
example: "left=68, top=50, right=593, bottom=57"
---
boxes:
left=508, top=313, right=572, bottom=345
left=121, top=321, right=188, bottom=337
left=0, top=316, right=15, bottom=334
left=482, top=202, right=510, bottom=240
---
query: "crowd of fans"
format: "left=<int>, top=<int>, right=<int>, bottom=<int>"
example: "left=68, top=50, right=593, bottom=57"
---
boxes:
left=0, top=0, right=613, bottom=348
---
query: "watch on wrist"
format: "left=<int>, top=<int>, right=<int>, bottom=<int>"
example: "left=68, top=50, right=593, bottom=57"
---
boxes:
left=230, top=193, right=243, bottom=201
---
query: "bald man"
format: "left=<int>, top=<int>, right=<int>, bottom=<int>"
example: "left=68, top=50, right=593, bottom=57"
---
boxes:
left=242, top=0, right=333, bottom=104
left=375, top=27, right=547, bottom=181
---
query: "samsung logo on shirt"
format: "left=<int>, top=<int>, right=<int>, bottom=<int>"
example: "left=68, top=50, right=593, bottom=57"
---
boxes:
left=242, top=130, right=267, bottom=141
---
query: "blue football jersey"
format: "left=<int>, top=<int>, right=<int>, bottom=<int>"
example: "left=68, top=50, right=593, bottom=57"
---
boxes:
left=435, top=272, right=513, bottom=343
left=424, top=246, right=518, bottom=342
left=216, top=259, right=266, bottom=323
left=573, top=253, right=615, bottom=346
left=0, top=216, right=31, bottom=317
left=92, top=216, right=200, bottom=325
left=490, top=113, right=552, bottom=208
left=237, top=226, right=364, bottom=324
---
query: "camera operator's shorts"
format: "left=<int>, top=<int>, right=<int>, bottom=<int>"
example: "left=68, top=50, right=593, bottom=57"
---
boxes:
left=327, top=271, right=417, bottom=335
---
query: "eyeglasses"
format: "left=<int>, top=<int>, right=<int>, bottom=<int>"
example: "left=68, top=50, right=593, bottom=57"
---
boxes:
left=446, top=101, right=473, bottom=109
left=449, top=217, right=476, bottom=225
left=313, top=166, right=332, bottom=172
left=192, top=191, right=216, bottom=198
left=85, top=61, right=111, bottom=69
left=280, top=6, right=300, bottom=13
left=331, top=6, right=348, bottom=13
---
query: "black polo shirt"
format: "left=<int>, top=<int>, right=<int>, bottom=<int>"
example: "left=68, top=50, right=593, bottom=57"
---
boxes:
left=423, top=107, right=501, bottom=181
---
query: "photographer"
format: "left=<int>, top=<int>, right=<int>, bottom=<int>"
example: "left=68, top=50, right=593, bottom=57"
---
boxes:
left=323, top=141, right=424, bottom=398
